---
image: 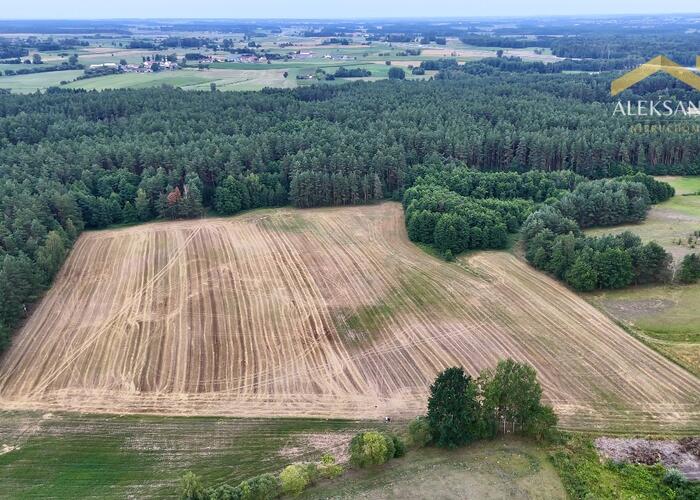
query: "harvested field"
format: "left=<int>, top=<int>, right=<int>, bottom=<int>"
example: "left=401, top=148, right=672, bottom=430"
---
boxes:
left=0, top=203, right=698, bottom=432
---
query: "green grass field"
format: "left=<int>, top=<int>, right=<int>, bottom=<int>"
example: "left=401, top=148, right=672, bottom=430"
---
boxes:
left=586, top=176, right=700, bottom=376
left=0, top=411, right=373, bottom=498
left=0, top=411, right=569, bottom=499
left=302, top=437, right=566, bottom=499
left=0, top=70, right=83, bottom=93
left=63, top=68, right=296, bottom=92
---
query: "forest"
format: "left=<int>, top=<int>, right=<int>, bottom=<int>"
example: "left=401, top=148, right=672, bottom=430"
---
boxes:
left=0, top=61, right=699, bottom=350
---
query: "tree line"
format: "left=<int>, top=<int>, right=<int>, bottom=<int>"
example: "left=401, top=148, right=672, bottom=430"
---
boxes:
left=403, top=168, right=678, bottom=293
left=522, top=177, right=676, bottom=291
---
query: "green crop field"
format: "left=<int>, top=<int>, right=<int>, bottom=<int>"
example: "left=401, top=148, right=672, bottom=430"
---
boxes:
left=0, top=411, right=374, bottom=498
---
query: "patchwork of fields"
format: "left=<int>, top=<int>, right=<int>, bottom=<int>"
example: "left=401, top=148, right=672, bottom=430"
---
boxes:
left=0, top=203, right=697, bottom=433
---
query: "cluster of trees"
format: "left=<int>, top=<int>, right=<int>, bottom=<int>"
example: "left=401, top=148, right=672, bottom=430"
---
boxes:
left=333, top=67, right=372, bottom=78
left=554, top=179, right=653, bottom=228
left=321, top=38, right=350, bottom=45
left=404, top=169, right=676, bottom=290
left=404, top=167, right=590, bottom=257
left=523, top=206, right=673, bottom=291
left=423, top=361, right=557, bottom=448
left=459, top=34, right=553, bottom=48
left=412, top=166, right=583, bottom=201
left=2, top=60, right=82, bottom=77
left=404, top=183, right=532, bottom=256
left=549, top=33, right=700, bottom=67
left=387, top=67, right=406, bottom=80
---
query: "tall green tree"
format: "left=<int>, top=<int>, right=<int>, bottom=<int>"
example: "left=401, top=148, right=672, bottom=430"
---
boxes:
left=479, top=359, right=545, bottom=435
left=427, top=367, right=480, bottom=448
left=36, top=231, right=67, bottom=280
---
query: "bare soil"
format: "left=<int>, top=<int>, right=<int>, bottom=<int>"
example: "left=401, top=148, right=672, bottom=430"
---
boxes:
left=596, top=436, right=700, bottom=481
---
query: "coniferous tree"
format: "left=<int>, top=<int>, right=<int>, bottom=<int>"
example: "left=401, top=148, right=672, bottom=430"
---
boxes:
left=427, top=367, right=480, bottom=448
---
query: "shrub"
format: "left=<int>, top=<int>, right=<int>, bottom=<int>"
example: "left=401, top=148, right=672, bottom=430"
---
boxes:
left=408, top=416, right=432, bottom=447
left=239, top=473, right=280, bottom=500
left=349, top=431, right=395, bottom=467
left=391, top=435, right=406, bottom=457
left=677, top=253, right=700, bottom=284
left=318, top=453, right=343, bottom=479
left=208, top=484, right=244, bottom=500
left=663, top=468, right=686, bottom=490
left=524, top=405, right=558, bottom=442
left=179, top=471, right=207, bottom=500
left=280, top=464, right=310, bottom=497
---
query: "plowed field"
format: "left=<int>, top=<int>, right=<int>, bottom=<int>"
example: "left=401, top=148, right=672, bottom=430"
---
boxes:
left=0, top=203, right=698, bottom=432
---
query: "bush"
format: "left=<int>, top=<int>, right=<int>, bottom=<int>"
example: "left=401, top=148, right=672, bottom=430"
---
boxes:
left=179, top=471, right=207, bottom=500
left=524, top=405, right=558, bottom=442
left=408, top=416, right=432, bottom=447
left=349, top=431, right=395, bottom=467
left=677, top=253, right=700, bottom=284
left=208, top=484, right=244, bottom=500
left=663, top=468, right=686, bottom=490
left=391, top=435, right=406, bottom=457
left=318, top=453, right=343, bottom=479
left=239, top=473, right=280, bottom=500
left=280, top=464, right=310, bottom=497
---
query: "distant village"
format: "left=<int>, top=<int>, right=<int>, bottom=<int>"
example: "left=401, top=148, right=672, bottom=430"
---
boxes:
left=88, top=49, right=357, bottom=74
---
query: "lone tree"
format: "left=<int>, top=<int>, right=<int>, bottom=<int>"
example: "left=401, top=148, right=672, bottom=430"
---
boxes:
left=388, top=66, right=406, bottom=80
left=427, top=367, right=480, bottom=448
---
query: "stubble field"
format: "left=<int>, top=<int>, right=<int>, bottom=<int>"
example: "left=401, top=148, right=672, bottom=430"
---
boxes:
left=0, top=203, right=698, bottom=433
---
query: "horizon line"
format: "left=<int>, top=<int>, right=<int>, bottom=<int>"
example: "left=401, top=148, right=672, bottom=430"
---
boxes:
left=2, top=12, right=700, bottom=22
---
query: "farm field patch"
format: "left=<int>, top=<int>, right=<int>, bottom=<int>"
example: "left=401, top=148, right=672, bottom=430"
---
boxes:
left=0, top=411, right=370, bottom=498
left=0, top=70, right=83, bottom=93
left=587, top=177, right=700, bottom=376
left=65, top=68, right=295, bottom=91
left=302, top=437, right=566, bottom=499
left=0, top=203, right=697, bottom=433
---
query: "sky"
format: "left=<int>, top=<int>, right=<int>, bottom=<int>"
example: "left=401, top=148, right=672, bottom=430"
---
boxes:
left=1, top=0, right=699, bottom=19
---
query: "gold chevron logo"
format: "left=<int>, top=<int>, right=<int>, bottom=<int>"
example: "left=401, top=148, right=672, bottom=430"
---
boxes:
left=611, top=55, right=700, bottom=96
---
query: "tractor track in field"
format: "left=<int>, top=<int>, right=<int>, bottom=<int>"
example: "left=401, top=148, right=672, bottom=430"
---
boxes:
left=0, top=203, right=697, bottom=433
